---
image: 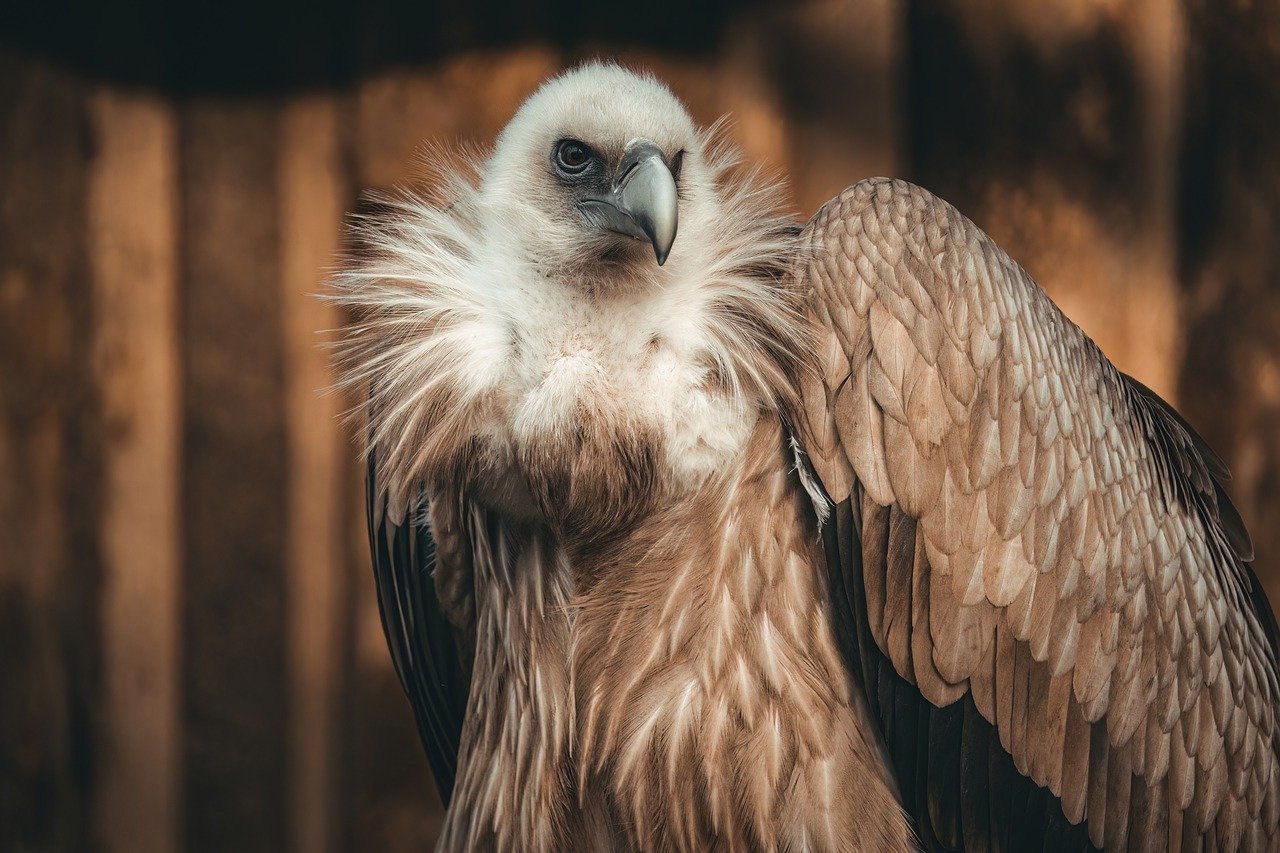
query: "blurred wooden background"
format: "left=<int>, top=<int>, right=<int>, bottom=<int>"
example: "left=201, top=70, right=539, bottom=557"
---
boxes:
left=1, top=0, right=1278, bottom=850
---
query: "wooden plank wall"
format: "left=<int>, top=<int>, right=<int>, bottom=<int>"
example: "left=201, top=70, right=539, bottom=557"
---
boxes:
left=1, top=1, right=1278, bottom=849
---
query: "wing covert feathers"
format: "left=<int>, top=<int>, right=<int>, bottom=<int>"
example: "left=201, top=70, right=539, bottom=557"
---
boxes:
left=797, top=178, right=1280, bottom=850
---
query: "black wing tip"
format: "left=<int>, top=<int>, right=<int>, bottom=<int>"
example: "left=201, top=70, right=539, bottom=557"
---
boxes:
left=1214, top=480, right=1256, bottom=562
left=1122, top=372, right=1232, bottom=478
left=1120, top=372, right=1254, bottom=562
left=366, top=446, right=470, bottom=808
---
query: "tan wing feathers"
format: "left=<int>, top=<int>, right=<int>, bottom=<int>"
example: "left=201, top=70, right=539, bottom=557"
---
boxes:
left=860, top=486, right=890, bottom=647
left=1061, top=697, right=1092, bottom=822
left=798, top=178, right=1280, bottom=849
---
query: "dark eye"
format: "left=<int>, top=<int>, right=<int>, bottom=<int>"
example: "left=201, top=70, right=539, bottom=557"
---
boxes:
left=554, top=139, right=591, bottom=174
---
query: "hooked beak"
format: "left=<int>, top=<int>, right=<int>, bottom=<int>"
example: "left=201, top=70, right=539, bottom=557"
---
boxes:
left=578, top=140, right=678, bottom=265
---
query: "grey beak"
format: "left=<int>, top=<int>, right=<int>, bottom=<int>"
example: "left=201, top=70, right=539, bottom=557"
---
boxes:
left=579, top=140, right=678, bottom=265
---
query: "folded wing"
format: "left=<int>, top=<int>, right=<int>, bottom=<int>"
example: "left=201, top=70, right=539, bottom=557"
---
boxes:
left=795, top=178, right=1280, bottom=850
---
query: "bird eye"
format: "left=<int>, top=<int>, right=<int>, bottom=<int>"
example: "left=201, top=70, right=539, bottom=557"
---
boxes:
left=554, top=139, right=592, bottom=174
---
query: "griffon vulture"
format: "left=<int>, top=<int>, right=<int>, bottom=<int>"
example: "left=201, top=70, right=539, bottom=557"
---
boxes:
left=334, top=63, right=1280, bottom=851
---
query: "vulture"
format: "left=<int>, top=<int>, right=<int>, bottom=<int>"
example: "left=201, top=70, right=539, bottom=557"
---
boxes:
left=334, top=63, right=1280, bottom=851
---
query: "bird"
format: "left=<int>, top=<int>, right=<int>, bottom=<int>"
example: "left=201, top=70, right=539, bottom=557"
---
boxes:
left=333, top=62, right=1280, bottom=851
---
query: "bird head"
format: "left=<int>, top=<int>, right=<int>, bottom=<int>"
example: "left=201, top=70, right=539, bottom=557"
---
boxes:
left=480, top=63, right=704, bottom=280
left=337, top=63, right=808, bottom=522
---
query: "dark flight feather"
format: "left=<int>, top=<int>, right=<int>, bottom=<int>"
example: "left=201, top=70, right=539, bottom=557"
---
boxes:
left=366, top=452, right=470, bottom=805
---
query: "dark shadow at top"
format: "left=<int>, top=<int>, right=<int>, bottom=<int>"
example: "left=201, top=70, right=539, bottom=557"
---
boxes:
left=0, top=0, right=777, bottom=95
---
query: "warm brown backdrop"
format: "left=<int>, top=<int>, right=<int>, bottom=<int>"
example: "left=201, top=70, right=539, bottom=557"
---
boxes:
left=2, top=1, right=1278, bottom=850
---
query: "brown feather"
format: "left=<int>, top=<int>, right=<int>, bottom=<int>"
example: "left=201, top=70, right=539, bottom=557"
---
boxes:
left=914, top=532, right=967, bottom=706
left=884, top=508, right=918, bottom=679
left=1060, top=695, right=1091, bottom=823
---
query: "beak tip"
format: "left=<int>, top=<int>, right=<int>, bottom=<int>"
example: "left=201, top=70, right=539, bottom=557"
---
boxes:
left=604, top=141, right=679, bottom=269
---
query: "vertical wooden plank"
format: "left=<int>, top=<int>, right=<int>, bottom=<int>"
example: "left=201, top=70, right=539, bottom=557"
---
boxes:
left=88, top=88, right=182, bottom=853
left=279, top=94, right=347, bottom=853
left=1121, top=0, right=1185, bottom=399
left=180, top=100, right=288, bottom=853
left=0, top=55, right=98, bottom=853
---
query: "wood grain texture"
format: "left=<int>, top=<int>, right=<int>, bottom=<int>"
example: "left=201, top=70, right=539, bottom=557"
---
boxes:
left=280, top=94, right=348, bottom=853
left=179, top=100, right=288, bottom=853
left=0, top=56, right=100, bottom=853
left=88, top=88, right=181, bottom=853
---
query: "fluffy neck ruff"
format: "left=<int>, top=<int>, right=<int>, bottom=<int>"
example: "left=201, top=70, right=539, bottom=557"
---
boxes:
left=333, top=130, right=812, bottom=530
